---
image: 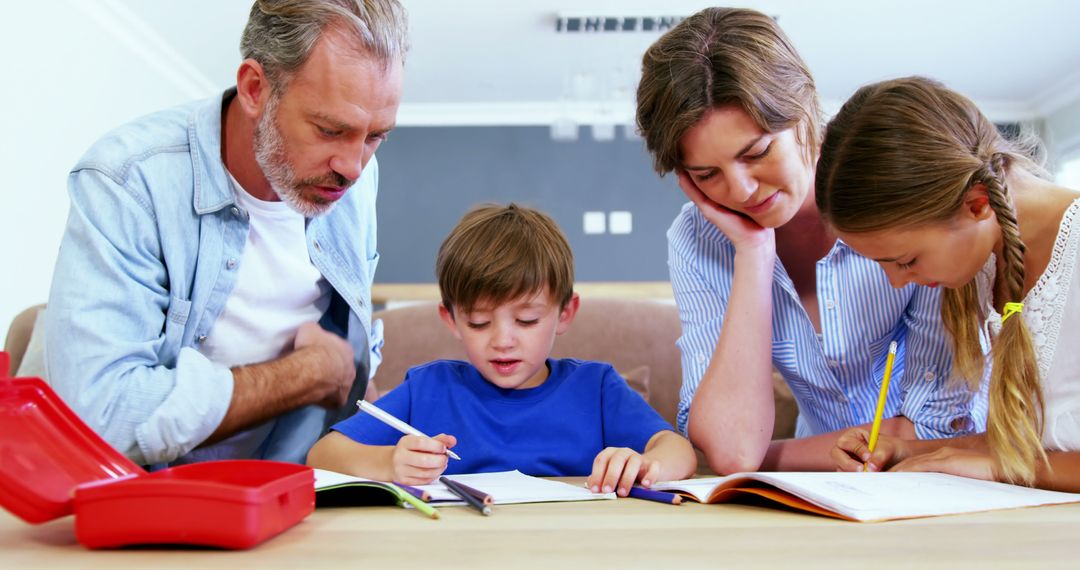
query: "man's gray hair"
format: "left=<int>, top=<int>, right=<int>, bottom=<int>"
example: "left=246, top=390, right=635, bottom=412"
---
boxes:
left=240, top=0, right=408, bottom=90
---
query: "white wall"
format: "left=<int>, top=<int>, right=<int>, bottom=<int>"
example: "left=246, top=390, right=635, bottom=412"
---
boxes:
left=0, top=1, right=242, bottom=348
left=3, top=1, right=1079, bottom=350
left=1046, top=98, right=1080, bottom=171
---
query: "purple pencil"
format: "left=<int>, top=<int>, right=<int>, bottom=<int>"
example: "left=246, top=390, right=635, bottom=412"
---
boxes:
left=393, top=482, right=431, bottom=502
left=445, top=479, right=493, bottom=505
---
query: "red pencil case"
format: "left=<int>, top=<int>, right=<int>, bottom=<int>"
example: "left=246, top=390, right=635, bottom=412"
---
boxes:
left=0, top=365, right=314, bottom=549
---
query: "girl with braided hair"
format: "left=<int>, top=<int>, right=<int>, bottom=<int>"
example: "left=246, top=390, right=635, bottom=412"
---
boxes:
left=819, top=76, right=1080, bottom=490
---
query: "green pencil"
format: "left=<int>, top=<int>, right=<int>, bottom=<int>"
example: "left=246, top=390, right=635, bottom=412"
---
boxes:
left=388, top=483, right=440, bottom=519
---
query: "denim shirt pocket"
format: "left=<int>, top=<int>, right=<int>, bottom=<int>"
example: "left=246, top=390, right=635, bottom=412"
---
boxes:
left=163, top=296, right=193, bottom=364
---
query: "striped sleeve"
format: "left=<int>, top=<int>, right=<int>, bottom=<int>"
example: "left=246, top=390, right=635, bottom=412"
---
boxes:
left=897, top=284, right=983, bottom=438
left=667, top=204, right=734, bottom=435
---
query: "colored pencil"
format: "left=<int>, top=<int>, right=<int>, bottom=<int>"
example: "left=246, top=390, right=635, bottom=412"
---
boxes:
left=440, top=476, right=492, bottom=516
left=628, top=486, right=683, bottom=505
left=388, top=483, right=440, bottom=519
left=393, top=482, right=431, bottom=502
left=444, top=478, right=493, bottom=505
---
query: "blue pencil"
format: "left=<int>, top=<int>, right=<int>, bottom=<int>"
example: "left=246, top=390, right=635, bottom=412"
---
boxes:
left=628, top=486, right=683, bottom=505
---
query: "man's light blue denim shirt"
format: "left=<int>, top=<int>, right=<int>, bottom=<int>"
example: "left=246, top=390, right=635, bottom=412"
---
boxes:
left=44, top=90, right=382, bottom=466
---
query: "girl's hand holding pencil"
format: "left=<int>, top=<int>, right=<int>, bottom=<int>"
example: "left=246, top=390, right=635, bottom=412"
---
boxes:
left=831, top=428, right=908, bottom=472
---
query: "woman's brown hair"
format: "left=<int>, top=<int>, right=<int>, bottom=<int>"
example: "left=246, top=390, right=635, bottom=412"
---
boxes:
left=635, top=7, right=821, bottom=176
left=816, top=76, right=1047, bottom=484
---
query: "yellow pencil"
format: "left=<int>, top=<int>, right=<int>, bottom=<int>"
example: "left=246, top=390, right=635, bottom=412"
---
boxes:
left=864, top=340, right=898, bottom=472
left=388, top=483, right=440, bottom=519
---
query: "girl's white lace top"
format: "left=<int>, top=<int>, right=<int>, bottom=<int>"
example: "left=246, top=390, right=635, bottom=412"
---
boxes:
left=977, top=197, right=1080, bottom=451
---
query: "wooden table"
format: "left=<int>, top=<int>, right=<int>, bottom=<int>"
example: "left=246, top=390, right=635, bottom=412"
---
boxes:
left=3, top=483, right=1078, bottom=568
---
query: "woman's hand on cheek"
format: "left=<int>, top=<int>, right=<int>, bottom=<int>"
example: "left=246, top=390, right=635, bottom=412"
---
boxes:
left=676, top=170, right=773, bottom=252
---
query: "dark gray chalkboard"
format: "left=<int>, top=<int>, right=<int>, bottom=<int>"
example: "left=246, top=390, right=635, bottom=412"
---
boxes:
left=373, top=126, right=687, bottom=283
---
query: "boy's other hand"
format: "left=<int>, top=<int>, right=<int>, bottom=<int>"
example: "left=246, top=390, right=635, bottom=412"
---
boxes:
left=587, top=447, right=661, bottom=497
left=391, top=433, right=457, bottom=485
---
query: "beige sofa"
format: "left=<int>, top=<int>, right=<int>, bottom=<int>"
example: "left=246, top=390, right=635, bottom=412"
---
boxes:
left=369, top=297, right=798, bottom=441
left=5, top=298, right=799, bottom=443
left=3, top=304, right=44, bottom=376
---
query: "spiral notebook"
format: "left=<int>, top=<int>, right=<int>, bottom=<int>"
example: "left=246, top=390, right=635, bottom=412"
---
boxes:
left=651, top=472, right=1080, bottom=522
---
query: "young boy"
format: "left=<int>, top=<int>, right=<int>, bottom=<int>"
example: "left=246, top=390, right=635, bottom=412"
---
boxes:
left=307, top=204, right=696, bottom=495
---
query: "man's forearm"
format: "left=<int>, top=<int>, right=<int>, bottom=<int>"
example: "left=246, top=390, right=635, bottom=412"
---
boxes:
left=206, top=347, right=326, bottom=444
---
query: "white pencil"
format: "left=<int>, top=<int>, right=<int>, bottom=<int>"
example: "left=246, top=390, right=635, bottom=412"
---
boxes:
left=356, top=400, right=462, bottom=460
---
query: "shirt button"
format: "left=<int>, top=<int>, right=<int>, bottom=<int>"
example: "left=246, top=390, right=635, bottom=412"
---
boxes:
left=196, top=334, right=208, bottom=344
left=828, top=359, right=839, bottom=368
left=696, top=354, right=708, bottom=365
left=924, top=371, right=936, bottom=382
left=313, top=240, right=323, bottom=253
left=226, top=258, right=237, bottom=270
left=824, top=299, right=836, bottom=310
left=356, top=296, right=365, bottom=307
left=950, top=416, right=973, bottom=431
left=230, top=206, right=241, bottom=217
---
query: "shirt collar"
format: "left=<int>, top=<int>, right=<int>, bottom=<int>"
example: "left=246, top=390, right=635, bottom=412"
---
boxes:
left=191, top=88, right=238, bottom=214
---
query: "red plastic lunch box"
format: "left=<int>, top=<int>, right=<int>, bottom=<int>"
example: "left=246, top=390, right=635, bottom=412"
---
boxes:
left=0, top=357, right=314, bottom=549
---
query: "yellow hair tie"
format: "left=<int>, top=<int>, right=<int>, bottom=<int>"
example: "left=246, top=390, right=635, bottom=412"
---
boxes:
left=1001, top=302, right=1024, bottom=324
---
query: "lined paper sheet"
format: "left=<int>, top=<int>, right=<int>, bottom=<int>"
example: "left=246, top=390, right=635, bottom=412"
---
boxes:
left=418, top=470, right=616, bottom=505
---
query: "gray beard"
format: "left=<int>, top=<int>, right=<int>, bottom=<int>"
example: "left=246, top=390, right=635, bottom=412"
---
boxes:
left=253, top=95, right=341, bottom=218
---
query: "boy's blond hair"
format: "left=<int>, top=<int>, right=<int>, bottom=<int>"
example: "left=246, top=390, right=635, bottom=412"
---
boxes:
left=436, top=204, right=574, bottom=315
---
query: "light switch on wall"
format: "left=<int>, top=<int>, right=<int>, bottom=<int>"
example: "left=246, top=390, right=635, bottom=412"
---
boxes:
left=583, top=211, right=606, bottom=234
left=609, top=211, right=632, bottom=234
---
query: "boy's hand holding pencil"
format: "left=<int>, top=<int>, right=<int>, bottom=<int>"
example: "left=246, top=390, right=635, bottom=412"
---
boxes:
left=391, top=433, right=458, bottom=486
left=354, top=400, right=461, bottom=485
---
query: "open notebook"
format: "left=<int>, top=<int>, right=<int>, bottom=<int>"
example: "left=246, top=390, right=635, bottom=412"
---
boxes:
left=651, top=472, right=1080, bottom=522
left=314, top=469, right=615, bottom=508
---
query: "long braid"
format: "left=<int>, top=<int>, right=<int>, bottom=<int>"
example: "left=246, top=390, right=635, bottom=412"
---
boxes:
left=983, top=154, right=1027, bottom=296
left=980, top=153, right=1047, bottom=485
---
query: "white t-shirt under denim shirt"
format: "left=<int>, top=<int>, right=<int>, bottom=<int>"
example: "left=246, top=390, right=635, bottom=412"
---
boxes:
left=182, top=173, right=331, bottom=462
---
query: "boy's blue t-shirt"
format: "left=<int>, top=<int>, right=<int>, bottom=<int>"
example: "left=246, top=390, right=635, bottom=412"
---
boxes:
left=331, top=358, right=674, bottom=477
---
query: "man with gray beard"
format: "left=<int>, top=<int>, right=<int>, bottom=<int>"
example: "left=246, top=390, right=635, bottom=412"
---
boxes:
left=41, top=0, right=406, bottom=467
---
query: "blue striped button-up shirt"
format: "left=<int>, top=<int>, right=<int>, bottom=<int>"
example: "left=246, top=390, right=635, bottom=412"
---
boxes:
left=669, top=203, right=988, bottom=439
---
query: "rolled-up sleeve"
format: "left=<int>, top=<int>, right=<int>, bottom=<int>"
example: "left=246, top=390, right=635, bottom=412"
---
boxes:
left=45, top=168, right=232, bottom=465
